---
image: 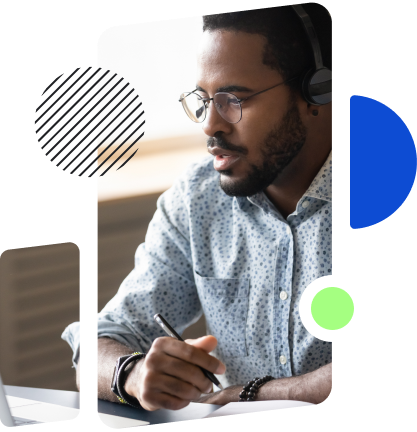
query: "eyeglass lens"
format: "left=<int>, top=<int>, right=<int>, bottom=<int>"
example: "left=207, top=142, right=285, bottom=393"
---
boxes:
left=180, top=92, right=242, bottom=124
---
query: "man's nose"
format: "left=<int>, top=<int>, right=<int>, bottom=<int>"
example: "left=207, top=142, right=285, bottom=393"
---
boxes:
left=202, top=101, right=233, bottom=138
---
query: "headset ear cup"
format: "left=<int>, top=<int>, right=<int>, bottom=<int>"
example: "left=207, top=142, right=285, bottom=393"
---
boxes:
left=302, top=68, right=332, bottom=105
left=301, top=69, right=316, bottom=105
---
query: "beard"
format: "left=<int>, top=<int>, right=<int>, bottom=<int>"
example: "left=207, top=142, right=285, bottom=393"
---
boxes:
left=208, top=99, right=307, bottom=197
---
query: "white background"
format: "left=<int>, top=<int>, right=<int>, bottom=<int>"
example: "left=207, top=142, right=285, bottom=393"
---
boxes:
left=98, top=15, right=203, bottom=141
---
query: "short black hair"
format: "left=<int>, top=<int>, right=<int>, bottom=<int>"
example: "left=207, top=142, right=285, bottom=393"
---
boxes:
left=203, top=3, right=331, bottom=94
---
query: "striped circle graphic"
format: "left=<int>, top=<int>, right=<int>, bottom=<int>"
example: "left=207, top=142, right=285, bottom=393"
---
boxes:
left=35, top=67, right=145, bottom=177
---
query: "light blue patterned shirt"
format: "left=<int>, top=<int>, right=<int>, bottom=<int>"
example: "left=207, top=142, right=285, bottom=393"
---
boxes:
left=63, top=152, right=332, bottom=388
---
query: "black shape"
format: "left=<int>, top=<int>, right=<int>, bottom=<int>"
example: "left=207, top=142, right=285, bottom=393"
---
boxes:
left=42, top=74, right=63, bottom=96
left=117, top=148, right=138, bottom=171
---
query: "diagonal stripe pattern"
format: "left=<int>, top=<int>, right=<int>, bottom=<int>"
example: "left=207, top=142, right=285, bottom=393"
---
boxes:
left=35, top=67, right=145, bottom=177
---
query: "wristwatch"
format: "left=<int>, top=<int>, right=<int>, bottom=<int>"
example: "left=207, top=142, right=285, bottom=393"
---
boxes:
left=111, top=352, right=146, bottom=408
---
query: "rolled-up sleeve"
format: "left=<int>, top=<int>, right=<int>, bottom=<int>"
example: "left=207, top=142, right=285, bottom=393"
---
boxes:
left=61, top=321, right=80, bottom=367
left=96, top=171, right=202, bottom=353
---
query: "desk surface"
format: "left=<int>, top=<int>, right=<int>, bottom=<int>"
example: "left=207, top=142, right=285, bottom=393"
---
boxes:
left=98, top=399, right=222, bottom=425
left=5, top=385, right=79, bottom=409
left=5, top=386, right=221, bottom=425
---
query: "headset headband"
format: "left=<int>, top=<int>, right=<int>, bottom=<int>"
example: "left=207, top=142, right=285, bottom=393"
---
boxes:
left=291, top=4, right=331, bottom=105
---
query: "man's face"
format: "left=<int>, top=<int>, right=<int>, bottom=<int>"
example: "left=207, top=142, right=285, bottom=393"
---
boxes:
left=196, top=30, right=307, bottom=197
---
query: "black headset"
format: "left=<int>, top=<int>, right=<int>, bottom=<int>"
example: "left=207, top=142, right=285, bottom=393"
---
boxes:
left=291, top=5, right=332, bottom=105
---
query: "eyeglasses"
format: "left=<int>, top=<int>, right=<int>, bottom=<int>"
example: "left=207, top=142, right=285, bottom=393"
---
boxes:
left=179, top=77, right=297, bottom=124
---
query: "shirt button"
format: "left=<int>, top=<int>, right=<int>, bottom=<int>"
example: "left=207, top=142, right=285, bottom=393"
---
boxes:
left=280, top=291, right=288, bottom=300
left=279, top=355, right=287, bottom=365
left=286, top=225, right=291, bottom=235
left=302, top=201, right=309, bottom=208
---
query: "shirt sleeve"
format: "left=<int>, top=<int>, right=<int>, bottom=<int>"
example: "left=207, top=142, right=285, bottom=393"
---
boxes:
left=96, top=172, right=202, bottom=353
left=61, top=321, right=80, bottom=367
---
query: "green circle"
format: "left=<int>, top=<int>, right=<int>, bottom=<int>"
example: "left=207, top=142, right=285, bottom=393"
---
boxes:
left=311, top=287, right=354, bottom=330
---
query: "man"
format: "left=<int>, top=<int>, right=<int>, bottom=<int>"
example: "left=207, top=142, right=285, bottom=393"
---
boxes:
left=63, top=3, right=332, bottom=411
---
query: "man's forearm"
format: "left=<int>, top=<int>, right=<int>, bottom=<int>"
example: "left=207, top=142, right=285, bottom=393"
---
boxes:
left=257, top=363, right=332, bottom=404
left=97, top=337, right=139, bottom=402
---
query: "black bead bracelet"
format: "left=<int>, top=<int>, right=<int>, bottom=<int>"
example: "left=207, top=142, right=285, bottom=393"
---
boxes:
left=238, top=375, right=274, bottom=402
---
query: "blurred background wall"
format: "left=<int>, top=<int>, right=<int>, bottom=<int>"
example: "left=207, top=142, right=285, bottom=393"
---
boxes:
left=0, top=243, right=79, bottom=391
left=97, top=16, right=209, bottom=339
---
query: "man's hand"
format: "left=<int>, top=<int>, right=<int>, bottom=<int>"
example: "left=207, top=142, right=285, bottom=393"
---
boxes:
left=196, top=363, right=332, bottom=406
left=124, top=335, right=226, bottom=411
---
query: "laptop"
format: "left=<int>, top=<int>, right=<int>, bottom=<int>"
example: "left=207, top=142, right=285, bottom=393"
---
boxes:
left=0, top=373, right=79, bottom=426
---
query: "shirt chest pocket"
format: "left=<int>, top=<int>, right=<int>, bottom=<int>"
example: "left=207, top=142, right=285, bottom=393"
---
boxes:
left=194, top=271, right=249, bottom=359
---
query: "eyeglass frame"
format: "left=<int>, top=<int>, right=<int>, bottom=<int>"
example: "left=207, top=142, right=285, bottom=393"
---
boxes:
left=179, top=75, right=298, bottom=124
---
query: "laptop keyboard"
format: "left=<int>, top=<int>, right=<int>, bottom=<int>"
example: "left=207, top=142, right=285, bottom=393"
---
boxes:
left=13, top=416, right=43, bottom=426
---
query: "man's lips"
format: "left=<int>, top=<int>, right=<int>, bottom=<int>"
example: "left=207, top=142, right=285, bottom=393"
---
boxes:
left=208, top=147, right=237, bottom=156
left=208, top=147, right=241, bottom=171
left=213, top=154, right=241, bottom=171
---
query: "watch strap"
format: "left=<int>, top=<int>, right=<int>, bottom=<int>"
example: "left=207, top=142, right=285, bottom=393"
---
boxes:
left=115, top=352, right=146, bottom=408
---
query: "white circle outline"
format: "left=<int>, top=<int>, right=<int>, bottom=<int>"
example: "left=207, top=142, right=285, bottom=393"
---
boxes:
left=298, top=275, right=366, bottom=342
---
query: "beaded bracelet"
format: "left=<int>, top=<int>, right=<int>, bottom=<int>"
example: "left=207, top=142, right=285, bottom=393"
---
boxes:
left=239, top=375, right=274, bottom=401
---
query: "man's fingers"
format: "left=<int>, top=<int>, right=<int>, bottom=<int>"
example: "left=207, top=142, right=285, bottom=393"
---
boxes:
left=154, top=337, right=226, bottom=378
left=180, top=342, right=226, bottom=374
left=139, top=337, right=224, bottom=411
left=185, top=335, right=218, bottom=353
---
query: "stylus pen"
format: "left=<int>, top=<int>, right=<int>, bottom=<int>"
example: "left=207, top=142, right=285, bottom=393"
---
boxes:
left=153, top=313, right=224, bottom=391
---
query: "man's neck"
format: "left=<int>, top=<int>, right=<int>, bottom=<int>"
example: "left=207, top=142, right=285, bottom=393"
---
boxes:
left=264, top=148, right=332, bottom=219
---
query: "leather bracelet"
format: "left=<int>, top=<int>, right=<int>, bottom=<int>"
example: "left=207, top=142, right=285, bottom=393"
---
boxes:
left=239, top=375, right=274, bottom=401
left=116, top=352, right=146, bottom=408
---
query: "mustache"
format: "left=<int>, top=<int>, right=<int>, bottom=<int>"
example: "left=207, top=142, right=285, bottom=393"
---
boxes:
left=207, top=134, right=248, bottom=155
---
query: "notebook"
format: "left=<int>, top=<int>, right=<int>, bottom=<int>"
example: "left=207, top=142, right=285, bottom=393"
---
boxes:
left=204, top=399, right=313, bottom=418
left=0, top=372, right=79, bottom=426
